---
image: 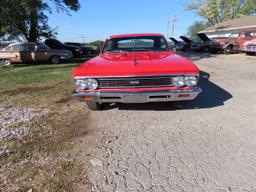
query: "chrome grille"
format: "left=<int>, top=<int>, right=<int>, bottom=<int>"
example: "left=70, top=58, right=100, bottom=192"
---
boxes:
left=98, top=76, right=173, bottom=88
left=245, top=44, right=256, bottom=50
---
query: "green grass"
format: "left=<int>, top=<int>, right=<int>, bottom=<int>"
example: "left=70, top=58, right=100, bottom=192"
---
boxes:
left=0, top=56, right=94, bottom=191
left=0, top=63, right=76, bottom=105
left=0, top=57, right=93, bottom=106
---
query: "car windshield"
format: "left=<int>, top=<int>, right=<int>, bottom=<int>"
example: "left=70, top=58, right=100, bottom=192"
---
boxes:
left=103, top=36, right=169, bottom=53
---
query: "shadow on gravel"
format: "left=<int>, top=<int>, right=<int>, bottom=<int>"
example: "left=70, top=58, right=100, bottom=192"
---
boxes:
left=178, top=51, right=219, bottom=61
left=106, top=71, right=233, bottom=111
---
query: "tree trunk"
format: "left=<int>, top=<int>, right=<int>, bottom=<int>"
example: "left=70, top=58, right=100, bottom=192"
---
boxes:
left=28, top=9, right=38, bottom=42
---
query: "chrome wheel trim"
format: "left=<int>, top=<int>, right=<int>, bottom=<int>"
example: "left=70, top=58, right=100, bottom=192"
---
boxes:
left=51, top=56, right=60, bottom=64
left=3, top=59, right=11, bottom=65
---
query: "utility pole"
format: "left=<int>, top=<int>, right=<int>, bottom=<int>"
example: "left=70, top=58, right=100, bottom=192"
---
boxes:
left=81, top=34, right=85, bottom=43
left=171, top=15, right=177, bottom=38
left=167, top=15, right=177, bottom=38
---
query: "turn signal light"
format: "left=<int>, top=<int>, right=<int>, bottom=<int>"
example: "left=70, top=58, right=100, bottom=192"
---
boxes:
left=83, top=96, right=94, bottom=101
left=178, top=94, right=190, bottom=98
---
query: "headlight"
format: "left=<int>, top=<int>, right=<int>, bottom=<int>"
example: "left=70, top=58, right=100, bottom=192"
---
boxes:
left=75, top=78, right=98, bottom=90
left=85, top=78, right=98, bottom=89
left=172, top=76, right=185, bottom=87
left=75, top=49, right=80, bottom=51
left=184, top=76, right=198, bottom=87
left=75, top=79, right=88, bottom=89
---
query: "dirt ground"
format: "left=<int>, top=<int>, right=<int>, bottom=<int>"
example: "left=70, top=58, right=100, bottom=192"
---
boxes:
left=78, top=53, right=256, bottom=192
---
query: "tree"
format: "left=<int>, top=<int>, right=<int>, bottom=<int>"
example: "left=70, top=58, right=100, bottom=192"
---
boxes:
left=0, top=0, right=80, bottom=42
left=187, top=21, right=210, bottom=40
left=186, top=0, right=256, bottom=25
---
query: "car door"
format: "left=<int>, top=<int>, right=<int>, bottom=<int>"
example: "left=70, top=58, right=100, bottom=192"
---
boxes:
left=18, top=44, right=34, bottom=63
left=34, top=44, right=50, bottom=63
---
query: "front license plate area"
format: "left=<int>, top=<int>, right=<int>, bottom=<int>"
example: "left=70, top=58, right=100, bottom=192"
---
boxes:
left=122, top=95, right=147, bottom=103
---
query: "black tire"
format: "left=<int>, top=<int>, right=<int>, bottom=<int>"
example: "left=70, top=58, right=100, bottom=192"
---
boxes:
left=211, top=50, right=218, bottom=54
left=203, top=47, right=210, bottom=52
left=224, top=46, right=232, bottom=54
left=50, top=56, right=61, bottom=64
left=86, top=101, right=105, bottom=110
left=3, top=59, right=11, bottom=66
left=245, top=52, right=255, bottom=56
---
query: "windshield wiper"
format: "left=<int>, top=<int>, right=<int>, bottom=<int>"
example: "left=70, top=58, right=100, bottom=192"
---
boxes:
left=106, top=50, right=129, bottom=53
left=131, top=48, right=153, bottom=52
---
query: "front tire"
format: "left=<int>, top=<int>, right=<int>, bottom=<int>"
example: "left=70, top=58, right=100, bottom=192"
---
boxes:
left=50, top=56, right=61, bottom=64
left=224, top=46, right=232, bottom=54
left=3, top=59, right=11, bottom=65
left=86, top=101, right=105, bottom=110
left=246, top=52, right=255, bottom=56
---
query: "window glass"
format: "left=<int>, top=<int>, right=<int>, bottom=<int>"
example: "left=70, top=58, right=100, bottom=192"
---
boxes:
left=160, top=37, right=168, bottom=49
left=104, top=40, right=114, bottom=51
left=103, top=36, right=169, bottom=53
left=3, top=46, right=11, bottom=51
left=36, top=43, right=49, bottom=50
left=245, top=32, right=256, bottom=38
left=12, top=44, right=25, bottom=51
left=229, top=33, right=239, bottom=38
left=118, top=39, right=154, bottom=49
left=25, top=44, right=35, bottom=51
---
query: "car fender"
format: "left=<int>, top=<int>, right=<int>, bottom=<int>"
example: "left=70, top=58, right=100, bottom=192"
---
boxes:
left=223, top=42, right=234, bottom=49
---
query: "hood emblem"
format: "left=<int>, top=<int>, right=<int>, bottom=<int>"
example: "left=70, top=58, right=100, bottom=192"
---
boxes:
left=130, top=80, right=140, bottom=85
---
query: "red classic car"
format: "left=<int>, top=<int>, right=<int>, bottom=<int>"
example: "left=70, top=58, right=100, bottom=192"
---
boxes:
left=72, top=33, right=201, bottom=110
left=210, top=31, right=256, bottom=54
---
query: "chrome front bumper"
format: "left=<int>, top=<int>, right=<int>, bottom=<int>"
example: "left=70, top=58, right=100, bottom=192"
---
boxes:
left=73, top=88, right=202, bottom=103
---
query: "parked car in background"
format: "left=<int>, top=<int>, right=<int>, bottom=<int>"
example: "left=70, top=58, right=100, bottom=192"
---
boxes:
left=210, top=31, right=256, bottom=54
left=0, top=42, right=73, bottom=65
left=72, top=33, right=201, bottom=110
left=45, top=39, right=83, bottom=57
left=193, top=33, right=211, bottom=52
left=180, top=34, right=211, bottom=52
left=243, top=39, right=256, bottom=55
left=179, top=36, right=192, bottom=48
left=83, top=46, right=97, bottom=54
left=169, top=37, right=190, bottom=51
left=65, top=42, right=97, bottom=55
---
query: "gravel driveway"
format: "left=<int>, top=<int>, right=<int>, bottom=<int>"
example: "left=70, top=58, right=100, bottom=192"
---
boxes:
left=83, top=53, right=256, bottom=192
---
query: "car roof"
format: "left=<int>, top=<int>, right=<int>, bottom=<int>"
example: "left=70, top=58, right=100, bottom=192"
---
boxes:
left=107, top=33, right=164, bottom=39
left=65, top=42, right=80, bottom=44
left=7, top=42, right=39, bottom=46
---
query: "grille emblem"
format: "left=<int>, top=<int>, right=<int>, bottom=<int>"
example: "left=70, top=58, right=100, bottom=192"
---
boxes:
left=130, top=80, right=140, bottom=85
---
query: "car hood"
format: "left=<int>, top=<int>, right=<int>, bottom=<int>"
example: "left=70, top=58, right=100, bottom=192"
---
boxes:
left=197, top=33, right=211, bottom=42
left=66, top=45, right=81, bottom=51
left=179, top=36, right=193, bottom=44
left=72, top=52, right=199, bottom=77
left=169, top=37, right=179, bottom=44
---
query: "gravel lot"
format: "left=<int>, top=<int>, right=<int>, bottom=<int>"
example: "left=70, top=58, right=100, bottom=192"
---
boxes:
left=0, top=105, right=46, bottom=141
left=81, top=53, right=256, bottom=192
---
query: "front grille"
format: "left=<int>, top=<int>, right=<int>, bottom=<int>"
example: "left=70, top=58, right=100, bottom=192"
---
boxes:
left=98, top=76, right=173, bottom=88
left=245, top=44, right=256, bottom=50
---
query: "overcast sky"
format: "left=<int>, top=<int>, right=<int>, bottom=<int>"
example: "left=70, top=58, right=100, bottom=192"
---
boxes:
left=48, top=0, right=202, bottom=42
